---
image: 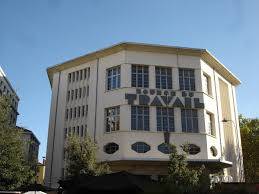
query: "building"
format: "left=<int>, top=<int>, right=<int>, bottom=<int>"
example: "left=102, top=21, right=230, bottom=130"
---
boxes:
left=45, top=42, right=244, bottom=187
left=18, top=126, right=40, bottom=164
left=0, top=66, right=19, bottom=125
left=37, top=159, right=46, bottom=184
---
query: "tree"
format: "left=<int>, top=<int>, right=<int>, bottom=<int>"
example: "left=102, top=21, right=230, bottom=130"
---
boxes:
left=239, top=114, right=259, bottom=182
left=65, top=134, right=110, bottom=177
left=164, top=144, right=210, bottom=194
left=0, top=96, right=35, bottom=191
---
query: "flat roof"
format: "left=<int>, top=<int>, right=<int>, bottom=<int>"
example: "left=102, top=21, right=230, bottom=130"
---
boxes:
left=47, top=42, right=241, bottom=86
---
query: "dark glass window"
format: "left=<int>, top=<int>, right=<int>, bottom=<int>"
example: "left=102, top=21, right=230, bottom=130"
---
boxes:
left=131, top=106, right=149, bottom=131
left=182, top=144, right=200, bottom=155
left=131, top=65, right=149, bottom=88
left=155, top=67, right=172, bottom=89
left=107, top=66, right=120, bottom=90
left=67, top=91, right=70, bottom=102
left=181, top=109, right=198, bottom=133
left=157, top=107, right=174, bottom=132
left=158, top=143, right=172, bottom=154
left=104, top=143, right=119, bottom=154
left=71, top=90, right=74, bottom=100
left=80, top=70, right=83, bottom=80
left=179, top=69, right=195, bottom=91
left=68, top=73, right=71, bottom=83
left=80, top=125, right=84, bottom=137
left=131, top=142, right=150, bottom=153
left=105, top=106, right=120, bottom=132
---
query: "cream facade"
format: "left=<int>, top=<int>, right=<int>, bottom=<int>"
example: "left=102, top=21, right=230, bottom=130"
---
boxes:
left=45, top=42, right=243, bottom=187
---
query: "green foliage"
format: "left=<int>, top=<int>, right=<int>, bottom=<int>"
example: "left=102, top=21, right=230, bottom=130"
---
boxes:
left=239, top=114, right=259, bottom=182
left=0, top=96, right=35, bottom=191
left=65, top=134, right=110, bottom=177
left=164, top=144, right=210, bottom=194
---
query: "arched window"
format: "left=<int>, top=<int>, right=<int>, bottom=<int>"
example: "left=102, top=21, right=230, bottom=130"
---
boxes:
left=104, top=143, right=119, bottom=154
left=131, top=142, right=150, bottom=153
left=158, top=143, right=172, bottom=154
left=182, top=144, right=200, bottom=155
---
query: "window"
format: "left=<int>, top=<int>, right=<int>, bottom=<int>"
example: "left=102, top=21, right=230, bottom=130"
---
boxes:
left=158, top=143, right=172, bottom=154
left=131, top=142, right=150, bottom=153
left=79, top=88, right=82, bottom=98
left=206, top=112, right=215, bottom=136
left=84, top=69, right=87, bottom=79
left=68, top=73, right=71, bottom=83
left=179, top=69, right=195, bottom=91
left=157, top=107, right=174, bottom=132
left=88, top=67, right=90, bottom=79
left=80, top=125, right=84, bottom=137
left=155, top=67, right=172, bottom=89
left=107, top=66, right=120, bottom=90
left=83, top=87, right=86, bottom=97
left=70, top=108, right=72, bottom=119
left=131, top=106, right=149, bottom=131
left=80, top=70, right=83, bottom=80
left=105, top=106, right=120, bottom=132
left=77, top=106, right=81, bottom=117
left=74, top=107, right=76, bottom=118
left=203, top=73, right=211, bottom=95
left=104, top=143, right=119, bottom=154
left=76, top=71, right=79, bottom=81
left=82, top=105, right=85, bottom=116
left=75, top=89, right=78, bottom=99
left=65, top=109, right=69, bottom=120
left=67, top=91, right=70, bottom=102
left=72, top=72, right=75, bottom=82
left=76, top=126, right=80, bottom=136
left=71, top=90, right=74, bottom=100
left=181, top=109, right=198, bottom=133
left=132, top=65, right=149, bottom=88
left=87, top=85, right=89, bottom=96
left=182, top=144, right=200, bottom=155
left=64, top=128, right=67, bottom=139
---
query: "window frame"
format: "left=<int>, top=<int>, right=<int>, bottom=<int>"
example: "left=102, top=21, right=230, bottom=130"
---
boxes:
left=131, top=142, right=150, bottom=153
left=131, top=106, right=150, bottom=131
left=155, top=66, right=173, bottom=89
left=105, top=106, right=120, bottom=132
left=181, top=109, right=199, bottom=133
left=156, top=107, right=175, bottom=132
left=179, top=68, right=196, bottom=91
left=131, top=65, right=149, bottom=88
left=106, top=66, right=121, bottom=91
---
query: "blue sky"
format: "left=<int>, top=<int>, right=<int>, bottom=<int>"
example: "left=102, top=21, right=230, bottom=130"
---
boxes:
left=0, top=0, right=258, bottom=161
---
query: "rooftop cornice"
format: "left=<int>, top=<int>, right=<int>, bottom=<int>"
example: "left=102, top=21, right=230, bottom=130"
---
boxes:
left=47, top=42, right=241, bottom=86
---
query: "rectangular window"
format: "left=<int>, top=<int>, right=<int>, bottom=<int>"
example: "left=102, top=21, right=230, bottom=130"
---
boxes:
left=131, top=65, right=149, bottom=88
left=77, top=106, right=80, bottom=117
left=64, top=128, right=67, bottom=139
left=74, top=107, right=76, bottom=118
left=206, top=112, right=215, bottom=136
left=88, top=67, right=90, bottom=79
left=203, top=73, right=211, bottom=95
left=131, top=106, right=149, bottom=131
left=80, top=125, right=84, bottom=137
left=65, top=109, right=69, bottom=120
left=67, top=91, right=70, bottom=102
left=75, top=89, right=78, bottom=99
left=82, top=105, right=85, bottom=116
left=156, top=107, right=174, bottom=132
left=77, top=126, right=80, bottom=136
left=84, top=69, right=87, bottom=79
left=179, top=69, right=195, bottom=91
left=107, top=66, right=121, bottom=90
left=86, top=105, right=88, bottom=116
left=72, top=72, right=75, bottom=82
left=181, top=109, right=198, bottom=133
left=80, top=70, right=83, bottom=80
left=155, top=67, right=172, bottom=89
left=87, top=85, right=89, bottom=96
left=76, top=71, right=79, bottom=81
left=70, top=108, right=72, bottom=119
left=71, top=90, right=74, bottom=100
left=79, top=88, right=82, bottom=98
left=105, top=106, right=120, bottom=132
left=68, top=73, right=71, bottom=83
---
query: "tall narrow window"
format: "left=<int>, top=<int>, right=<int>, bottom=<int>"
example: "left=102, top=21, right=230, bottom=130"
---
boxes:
left=67, top=91, right=70, bottom=102
left=76, top=71, right=79, bottom=81
left=79, top=88, right=82, bottom=98
left=181, top=109, right=198, bottom=133
left=68, top=73, right=71, bottom=83
left=83, top=87, right=86, bottom=97
left=88, top=67, right=90, bottom=79
left=131, top=106, right=149, bottom=131
left=80, top=70, right=83, bottom=80
left=206, top=112, right=215, bottom=136
left=179, top=69, right=195, bottom=91
left=84, top=69, right=87, bottom=79
left=77, top=106, right=80, bottom=117
left=157, top=107, right=174, bottom=132
left=80, top=125, right=84, bottom=137
left=107, top=66, right=121, bottom=90
left=131, top=65, right=149, bottom=88
left=75, top=89, right=78, bottom=99
left=72, top=72, right=75, bottom=82
left=156, top=67, right=172, bottom=89
left=71, top=90, right=74, bottom=100
left=203, top=73, right=211, bottom=95
left=65, top=109, right=69, bottom=120
left=87, top=85, right=89, bottom=96
left=70, top=108, right=72, bottom=119
left=74, top=107, right=76, bottom=118
left=82, top=105, right=85, bottom=116
left=105, top=106, right=120, bottom=132
left=77, top=126, right=80, bottom=136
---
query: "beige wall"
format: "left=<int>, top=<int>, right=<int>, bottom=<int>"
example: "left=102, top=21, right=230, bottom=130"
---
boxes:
left=45, top=50, right=243, bottom=187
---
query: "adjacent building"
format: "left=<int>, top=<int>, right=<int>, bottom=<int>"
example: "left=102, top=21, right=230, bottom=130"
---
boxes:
left=18, top=126, right=40, bottom=163
left=0, top=66, right=19, bottom=125
left=45, top=42, right=244, bottom=187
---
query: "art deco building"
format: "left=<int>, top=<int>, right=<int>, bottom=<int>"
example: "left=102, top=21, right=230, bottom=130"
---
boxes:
left=45, top=42, right=243, bottom=187
left=0, top=66, right=19, bottom=125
